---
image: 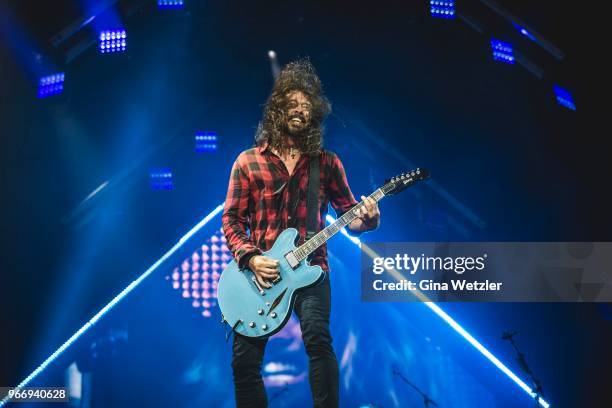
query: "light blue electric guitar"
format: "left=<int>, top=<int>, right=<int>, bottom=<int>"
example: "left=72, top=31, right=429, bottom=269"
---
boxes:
left=217, top=168, right=430, bottom=338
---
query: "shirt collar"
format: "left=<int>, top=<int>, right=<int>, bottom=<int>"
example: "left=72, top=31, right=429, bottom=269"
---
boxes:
left=257, top=141, right=321, bottom=158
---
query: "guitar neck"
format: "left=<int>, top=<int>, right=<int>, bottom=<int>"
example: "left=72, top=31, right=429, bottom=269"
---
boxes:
left=293, top=188, right=386, bottom=262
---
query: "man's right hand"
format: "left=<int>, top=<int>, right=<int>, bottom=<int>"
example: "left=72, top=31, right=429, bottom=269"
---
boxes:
left=248, top=255, right=279, bottom=288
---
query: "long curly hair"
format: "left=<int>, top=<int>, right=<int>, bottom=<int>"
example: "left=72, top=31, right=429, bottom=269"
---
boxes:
left=255, top=58, right=331, bottom=155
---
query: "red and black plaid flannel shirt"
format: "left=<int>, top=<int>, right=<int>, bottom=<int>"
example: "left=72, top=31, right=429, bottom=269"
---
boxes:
left=221, top=142, right=358, bottom=272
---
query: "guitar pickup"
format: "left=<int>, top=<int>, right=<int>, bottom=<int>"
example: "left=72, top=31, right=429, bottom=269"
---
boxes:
left=284, top=251, right=299, bottom=269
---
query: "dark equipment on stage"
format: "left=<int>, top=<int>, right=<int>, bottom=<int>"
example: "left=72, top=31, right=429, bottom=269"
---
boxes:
left=502, top=330, right=546, bottom=407
left=392, top=365, right=439, bottom=407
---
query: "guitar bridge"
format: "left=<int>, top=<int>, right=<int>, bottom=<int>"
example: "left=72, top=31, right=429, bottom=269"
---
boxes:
left=251, top=276, right=265, bottom=295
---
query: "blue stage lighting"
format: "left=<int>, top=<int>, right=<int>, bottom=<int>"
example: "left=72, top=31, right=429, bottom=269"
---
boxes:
left=195, top=132, right=218, bottom=153
left=0, top=203, right=225, bottom=407
left=490, top=39, right=515, bottom=64
left=99, top=29, right=127, bottom=54
left=326, top=213, right=550, bottom=408
left=553, top=85, right=576, bottom=111
left=5, top=205, right=550, bottom=408
left=150, top=168, right=173, bottom=190
left=430, top=1, right=456, bottom=19
left=37, top=73, right=65, bottom=98
left=511, top=22, right=536, bottom=42
left=158, top=0, right=184, bottom=8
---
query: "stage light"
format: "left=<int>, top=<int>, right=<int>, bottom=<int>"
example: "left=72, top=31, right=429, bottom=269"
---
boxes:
left=166, top=228, right=229, bottom=319
left=553, top=85, right=576, bottom=111
left=268, top=50, right=276, bottom=59
left=195, top=132, right=218, bottom=153
left=99, top=29, right=127, bottom=54
left=490, top=39, right=515, bottom=64
left=150, top=168, right=173, bottom=190
left=38, top=73, right=65, bottom=98
left=512, top=22, right=536, bottom=42
left=158, top=0, right=184, bottom=9
left=430, top=1, right=455, bottom=19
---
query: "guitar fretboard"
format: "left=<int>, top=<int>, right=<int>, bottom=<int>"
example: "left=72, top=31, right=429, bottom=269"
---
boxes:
left=293, top=188, right=387, bottom=262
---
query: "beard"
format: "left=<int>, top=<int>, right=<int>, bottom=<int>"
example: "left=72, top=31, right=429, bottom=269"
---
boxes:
left=284, top=113, right=310, bottom=137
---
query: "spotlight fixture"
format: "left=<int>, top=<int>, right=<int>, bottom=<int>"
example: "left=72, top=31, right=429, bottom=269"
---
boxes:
left=158, top=0, right=184, bottom=8
left=430, top=1, right=455, bottom=19
left=490, top=39, right=515, bottom=64
left=150, top=168, right=173, bottom=190
left=195, top=132, right=218, bottom=153
left=553, top=85, right=576, bottom=111
left=38, top=73, right=65, bottom=98
left=99, top=29, right=127, bottom=54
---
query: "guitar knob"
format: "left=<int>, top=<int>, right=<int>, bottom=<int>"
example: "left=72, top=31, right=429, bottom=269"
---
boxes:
left=261, top=324, right=268, bottom=331
left=257, top=309, right=264, bottom=315
left=270, top=312, right=277, bottom=318
left=265, top=302, right=270, bottom=306
left=248, top=322, right=255, bottom=328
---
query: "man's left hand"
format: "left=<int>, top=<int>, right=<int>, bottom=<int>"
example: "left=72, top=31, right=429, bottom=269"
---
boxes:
left=349, top=195, right=380, bottom=232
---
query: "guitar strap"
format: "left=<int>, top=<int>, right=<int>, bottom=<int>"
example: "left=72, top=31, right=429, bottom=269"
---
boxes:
left=287, top=154, right=319, bottom=241
left=305, top=154, right=320, bottom=241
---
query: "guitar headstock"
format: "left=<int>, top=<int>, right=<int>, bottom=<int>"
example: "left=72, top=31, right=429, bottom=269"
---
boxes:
left=383, top=168, right=430, bottom=195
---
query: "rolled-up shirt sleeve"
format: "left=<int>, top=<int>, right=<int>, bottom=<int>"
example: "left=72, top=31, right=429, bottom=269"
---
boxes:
left=221, top=155, right=262, bottom=269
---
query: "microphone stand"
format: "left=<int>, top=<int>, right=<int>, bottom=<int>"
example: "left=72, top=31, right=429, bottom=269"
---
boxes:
left=502, top=331, right=545, bottom=407
left=392, top=367, right=439, bottom=408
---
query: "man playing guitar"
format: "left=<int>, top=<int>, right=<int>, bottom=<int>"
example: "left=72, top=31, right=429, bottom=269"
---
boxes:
left=222, top=59, right=380, bottom=407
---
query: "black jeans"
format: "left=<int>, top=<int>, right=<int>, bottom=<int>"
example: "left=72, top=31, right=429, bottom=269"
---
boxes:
left=231, top=274, right=339, bottom=407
